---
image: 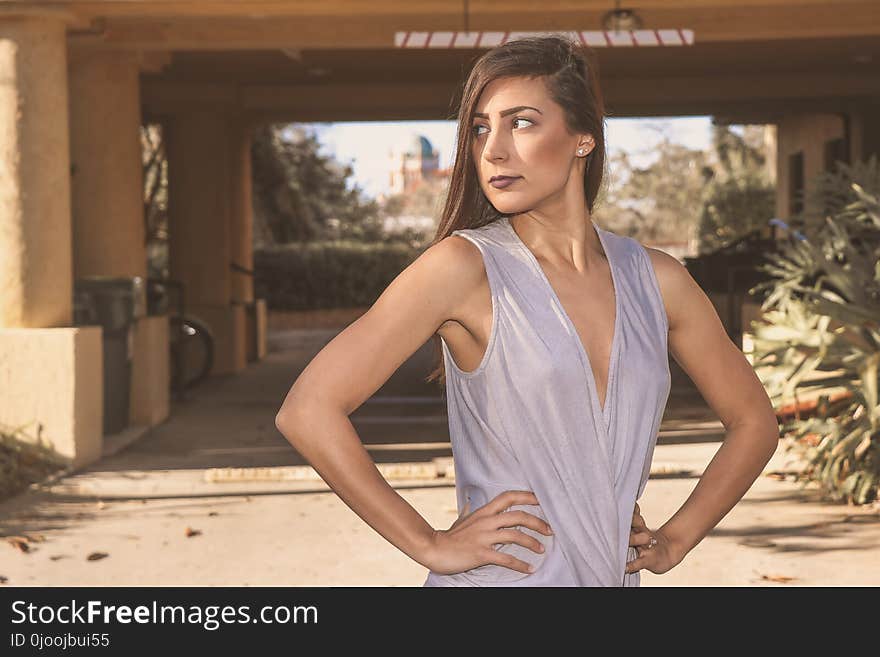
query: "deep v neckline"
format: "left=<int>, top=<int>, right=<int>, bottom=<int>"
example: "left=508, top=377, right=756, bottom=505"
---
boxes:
left=505, top=216, right=622, bottom=427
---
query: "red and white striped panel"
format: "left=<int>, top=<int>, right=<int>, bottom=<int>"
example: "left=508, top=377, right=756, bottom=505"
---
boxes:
left=394, top=29, right=694, bottom=48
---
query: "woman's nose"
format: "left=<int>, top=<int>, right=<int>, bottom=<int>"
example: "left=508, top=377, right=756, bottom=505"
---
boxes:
left=483, top=136, right=508, bottom=161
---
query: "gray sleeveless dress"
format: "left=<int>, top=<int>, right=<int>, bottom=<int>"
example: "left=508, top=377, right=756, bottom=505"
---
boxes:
left=423, top=216, right=671, bottom=587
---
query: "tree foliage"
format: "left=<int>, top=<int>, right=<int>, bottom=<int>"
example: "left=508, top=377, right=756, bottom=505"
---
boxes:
left=251, top=124, right=383, bottom=245
left=695, top=125, right=775, bottom=252
left=749, top=156, right=880, bottom=505
left=598, top=123, right=774, bottom=251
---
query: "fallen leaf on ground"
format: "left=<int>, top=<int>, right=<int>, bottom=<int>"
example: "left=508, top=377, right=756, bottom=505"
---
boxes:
left=184, top=527, right=201, bottom=538
left=86, top=552, right=109, bottom=561
left=760, top=573, right=797, bottom=583
left=6, top=536, right=31, bottom=553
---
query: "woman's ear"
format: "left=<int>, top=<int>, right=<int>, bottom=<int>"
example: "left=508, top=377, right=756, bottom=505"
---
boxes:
left=576, top=134, right=595, bottom=157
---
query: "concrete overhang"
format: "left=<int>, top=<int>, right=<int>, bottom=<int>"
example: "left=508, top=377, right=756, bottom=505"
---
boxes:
left=48, top=0, right=880, bottom=122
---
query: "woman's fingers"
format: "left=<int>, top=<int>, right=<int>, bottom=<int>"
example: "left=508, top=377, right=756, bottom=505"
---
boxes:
left=494, top=528, right=546, bottom=555
left=629, top=501, right=652, bottom=553
left=494, top=509, right=553, bottom=537
left=626, top=528, right=679, bottom=576
left=630, top=529, right=656, bottom=549
left=626, top=538, right=656, bottom=573
left=632, top=507, right=648, bottom=531
left=488, top=490, right=540, bottom=514
left=484, top=549, right=535, bottom=574
left=624, top=552, right=647, bottom=574
left=625, top=541, right=651, bottom=574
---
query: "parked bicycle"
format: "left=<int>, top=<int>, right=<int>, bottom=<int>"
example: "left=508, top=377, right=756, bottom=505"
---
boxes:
left=146, top=277, right=214, bottom=399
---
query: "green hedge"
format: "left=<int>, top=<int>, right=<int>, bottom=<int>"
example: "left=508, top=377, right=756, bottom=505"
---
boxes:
left=254, top=240, right=423, bottom=311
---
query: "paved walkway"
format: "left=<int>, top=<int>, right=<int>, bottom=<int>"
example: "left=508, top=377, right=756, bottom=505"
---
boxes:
left=1, top=329, right=877, bottom=586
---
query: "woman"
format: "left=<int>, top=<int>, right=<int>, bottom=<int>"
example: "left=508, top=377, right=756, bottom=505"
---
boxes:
left=274, top=35, right=779, bottom=586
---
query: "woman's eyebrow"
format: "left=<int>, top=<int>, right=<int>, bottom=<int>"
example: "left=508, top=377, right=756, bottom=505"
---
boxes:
left=473, top=105, right=543, bottom=119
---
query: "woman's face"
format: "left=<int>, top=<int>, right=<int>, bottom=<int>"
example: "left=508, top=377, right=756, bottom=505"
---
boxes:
left=470, top=75, right=591, bottom=215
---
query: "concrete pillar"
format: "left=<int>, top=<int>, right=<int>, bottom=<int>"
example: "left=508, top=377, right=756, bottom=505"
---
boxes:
left=0, top=10, right=104, bottom=470
left=775, top=113, right=846, bottom=223
left=229, top=119, right=254, bottom=304
left=228, top=119, right=266, bottom=364
left=68, top=48, right=169, bottom=430
left=68, top=49, right=147, bottom=278
left=0, top=14, right=73, bottom=328
left=166, top=111, right=231, bottom=308
left=165, top=111, right=246, bottom=374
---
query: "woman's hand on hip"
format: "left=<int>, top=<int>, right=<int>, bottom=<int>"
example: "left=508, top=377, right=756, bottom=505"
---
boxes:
left=425, top=490, right=554, bottom=576
left=626, top=502, right=684, bottom=575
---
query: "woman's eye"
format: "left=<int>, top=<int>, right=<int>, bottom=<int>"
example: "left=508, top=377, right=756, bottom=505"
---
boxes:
left=471, top=117, right=533, bottom=137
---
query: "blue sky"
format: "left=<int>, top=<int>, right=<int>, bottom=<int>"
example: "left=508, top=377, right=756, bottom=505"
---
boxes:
left=308, top=117, right=718, bottom=199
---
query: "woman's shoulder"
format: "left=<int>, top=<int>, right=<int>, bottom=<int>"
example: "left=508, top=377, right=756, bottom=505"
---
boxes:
left=633, top=241, right=694, bottom=332
left=428, top=228, right=500, bottom=295
left=449, top=219, right=509, bottom=241
left=443, top=220, right=516, bottom=264
left=598, top=228, right=685, bottom=327
left=638, top=243, right=688, bottom=287
left=604, top=228, right=680, bottom=276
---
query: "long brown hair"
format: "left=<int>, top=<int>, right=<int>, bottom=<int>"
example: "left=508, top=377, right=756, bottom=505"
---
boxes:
left=424, top=34, right=609, bottom=387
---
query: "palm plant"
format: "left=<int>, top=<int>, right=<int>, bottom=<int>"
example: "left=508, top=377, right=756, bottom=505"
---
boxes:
left=748, top=158, right=880, bottom=506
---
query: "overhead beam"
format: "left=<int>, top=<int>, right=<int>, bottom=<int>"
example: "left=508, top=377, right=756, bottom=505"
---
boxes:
left=65, top=1, right=880, bottom=50
left=233, top=98, right=864, bottom=126
left=55, top=0, right=880, bottom=20
left=141, top=71, right=880, bottom=123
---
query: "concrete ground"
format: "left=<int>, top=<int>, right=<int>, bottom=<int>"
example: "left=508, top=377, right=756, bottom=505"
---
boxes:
left=1, top=329, right=878, bottom=587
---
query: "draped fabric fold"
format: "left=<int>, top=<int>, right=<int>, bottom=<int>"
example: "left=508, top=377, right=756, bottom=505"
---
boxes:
left=424, top=217, right=671, bottom=587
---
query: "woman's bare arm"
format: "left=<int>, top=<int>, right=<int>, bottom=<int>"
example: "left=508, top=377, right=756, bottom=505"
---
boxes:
left=274, top=235, right=486, bottom=569
left=646, top=247, right=780, bottom=560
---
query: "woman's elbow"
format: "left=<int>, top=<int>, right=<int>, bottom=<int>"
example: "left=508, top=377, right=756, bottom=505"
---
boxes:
left=275, top=404, right=310, bottom=444
left=274, top=408, right=293, bottom=433
left=728, top=406, right=779, bottom=459
left=275, top=382, right=317, bottom=437
left=275, top=397, right=339, bottom=446
left=755, top=411, right=781, bottom=460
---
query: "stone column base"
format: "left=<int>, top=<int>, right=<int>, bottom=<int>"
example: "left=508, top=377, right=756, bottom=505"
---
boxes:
left=130, top=314, right=170, bottom=426
left=0, top=327, right=102, bottom=469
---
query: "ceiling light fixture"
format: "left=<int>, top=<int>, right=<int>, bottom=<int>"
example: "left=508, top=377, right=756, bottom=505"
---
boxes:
left=395, top=0, right=692, bottom=49
left=601, top=1, right=644, bottom=32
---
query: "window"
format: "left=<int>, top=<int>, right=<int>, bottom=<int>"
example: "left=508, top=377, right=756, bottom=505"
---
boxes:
left=788, top=151, right=804, bottom=216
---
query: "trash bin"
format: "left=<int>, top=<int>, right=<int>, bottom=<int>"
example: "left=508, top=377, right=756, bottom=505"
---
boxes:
left=73, top=276, right=146, bottom=435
